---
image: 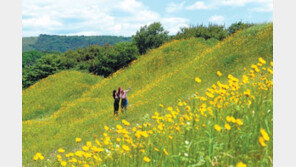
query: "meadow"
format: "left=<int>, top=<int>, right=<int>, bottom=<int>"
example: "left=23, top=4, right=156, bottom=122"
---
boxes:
left=23, top=23, right=273, bottom=166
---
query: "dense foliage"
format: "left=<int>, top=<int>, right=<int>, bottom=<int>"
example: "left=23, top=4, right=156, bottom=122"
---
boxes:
left=132, top=22, right=169, bottom=54
left=175, top=24, right=227, bottom=41
left=22, top=42, right=139, bottom=88
left=22, top=35, right=132, bottom=52
left=22, top=50, right=58, bottom=67
left=174, top=22, right=256, bottom=41
left=227, top=21, right=255, bottom=35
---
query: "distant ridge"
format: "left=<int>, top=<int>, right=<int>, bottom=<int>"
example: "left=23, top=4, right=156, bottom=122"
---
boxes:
left=22, top=34, right=132, bottom=52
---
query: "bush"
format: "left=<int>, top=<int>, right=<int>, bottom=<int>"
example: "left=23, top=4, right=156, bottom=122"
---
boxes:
left=227, top=21, right=255, bottom=35
left=175, top=24, right=227, bottom=41
left=133, top=22, right=169, bottom=54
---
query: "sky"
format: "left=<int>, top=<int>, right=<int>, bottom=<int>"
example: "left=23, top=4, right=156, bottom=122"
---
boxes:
left=22, top=0, right=273, bottom=37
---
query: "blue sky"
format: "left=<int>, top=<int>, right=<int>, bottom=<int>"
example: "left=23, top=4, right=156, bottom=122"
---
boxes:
left=22, top=0, right=273, bottom=37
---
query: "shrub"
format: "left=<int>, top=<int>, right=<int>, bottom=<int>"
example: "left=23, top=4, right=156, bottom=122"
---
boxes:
left=133, top=22, right=169, bottom=54
left=228, top=21, right=255, bottom=35
left=175, top=24, right=227, bottom=41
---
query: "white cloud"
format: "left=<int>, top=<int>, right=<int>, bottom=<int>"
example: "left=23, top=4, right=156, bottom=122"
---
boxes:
left=209, top=15, right=225, bottom=25
left=221, top=0, right=254, bottom=6
left=23, top=0, right=272, bottom=36
left=251, top=1, right=273, bottom=12
left=166, top=2, right=185, bottom=13
left=186, top=1, right=213, bottom=10
left=183, top=0, right=272, bottom=12
left=221, top=0, right=273, bottom=9
left=161, top=17, right=189, bottom=34
left=22, top=16, right=62, bottom=28
left=22, top=0, right=188, bottom=36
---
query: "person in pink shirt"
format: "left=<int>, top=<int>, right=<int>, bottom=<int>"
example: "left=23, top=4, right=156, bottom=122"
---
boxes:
left=119, top=87, right=131, bottom=113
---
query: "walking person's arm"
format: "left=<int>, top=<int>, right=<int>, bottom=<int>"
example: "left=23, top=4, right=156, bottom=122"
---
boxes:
left=125, top=87, right=131, bottom=93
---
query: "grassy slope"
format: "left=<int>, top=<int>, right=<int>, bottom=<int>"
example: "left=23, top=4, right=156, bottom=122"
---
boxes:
left=22, top=71, right=102, bottom=121
left=22, top=23, right=272, bottom=165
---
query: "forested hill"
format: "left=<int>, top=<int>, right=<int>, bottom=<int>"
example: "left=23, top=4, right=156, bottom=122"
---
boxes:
left=22, top=34, right=132, bottom=52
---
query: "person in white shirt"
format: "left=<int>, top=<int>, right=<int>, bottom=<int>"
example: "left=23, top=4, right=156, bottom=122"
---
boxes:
left=119, top=87, right=131, bottom=113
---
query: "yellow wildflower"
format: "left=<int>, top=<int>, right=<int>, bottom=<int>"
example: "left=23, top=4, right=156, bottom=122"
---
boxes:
left=268, top=68, right=273, bottom=74
left=259, top=136, right=266, bottom=147
left=58, top=148, right=65, bottom=153
left=236, top=119, right=243, bottom=126
left=217, top=71, right=222, bottom=77
left=167, top=106, right=173, bottom=111
left=206, top=92, right=214, bottom=98
left=195, top=77, right=201, bottom=83
left=75, top=151, right=83, bottom=157
left=116, top=124, right=123, bottom=130
left=33, top=153, right=44, bottom=161
left=82, top=146, right=89, bottom=151
left=259, top=57, right=266, bottom=64
left=178, top=102, right=183, bottom=106
left=143, top=156, right=151, bottom=162
left=57, top=154, right=62, bottom=159
left=244, top=89, right=251, bottom=97
left=226, top=116, right=232, bottom=122
left=163, top=148, right=169, bottom=155
left=237, top=161, right=247, bottom=167
left=122, top=119, right=130, bottom=126
left=61, top=161, right=67, bottom=166
left=159, top=104, right=164, bottom=108
left=86, top=141, right=92, bottom=147
left=225, top=123, right=231, bottom=130
left=122, top=145, right=130, bottom=151
left=214, top=124, right=221, bottom=132
left=76, top=137, right=82, bottom=143
left=83, top=153, right=92, bottom=158
left=260, top=129, right=270, bottom=141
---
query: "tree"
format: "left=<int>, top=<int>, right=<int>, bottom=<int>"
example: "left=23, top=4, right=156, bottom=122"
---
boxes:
left=89, top=42, right=139, bottom=76
left=132, top=22, right=169, bottom=54
left=22, top=54, right=63, bottom=88
left=228, top=21, right=254, bottom=35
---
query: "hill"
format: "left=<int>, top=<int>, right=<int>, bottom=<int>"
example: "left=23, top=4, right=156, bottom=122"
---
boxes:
left=23, top=23, right=273, bottom=166
left=22, top=71, right=102, bottom=121
left=22, top=37, right=38, bottom=51
left=22, top=35, right=132, bottom=52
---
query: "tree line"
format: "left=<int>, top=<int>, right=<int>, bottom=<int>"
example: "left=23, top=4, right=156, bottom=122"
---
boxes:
left=22, top=21, right=255, bottom=88
left=23, top=35, right=132, bottom=52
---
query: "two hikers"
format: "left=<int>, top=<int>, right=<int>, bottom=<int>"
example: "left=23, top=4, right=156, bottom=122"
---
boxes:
left=113, top=87, right=131, bottom=115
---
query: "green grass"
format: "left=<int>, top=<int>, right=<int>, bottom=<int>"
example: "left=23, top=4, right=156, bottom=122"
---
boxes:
left=22, top=71, right=102, bottom=121
left=22, top=23, right=273, bottom=166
